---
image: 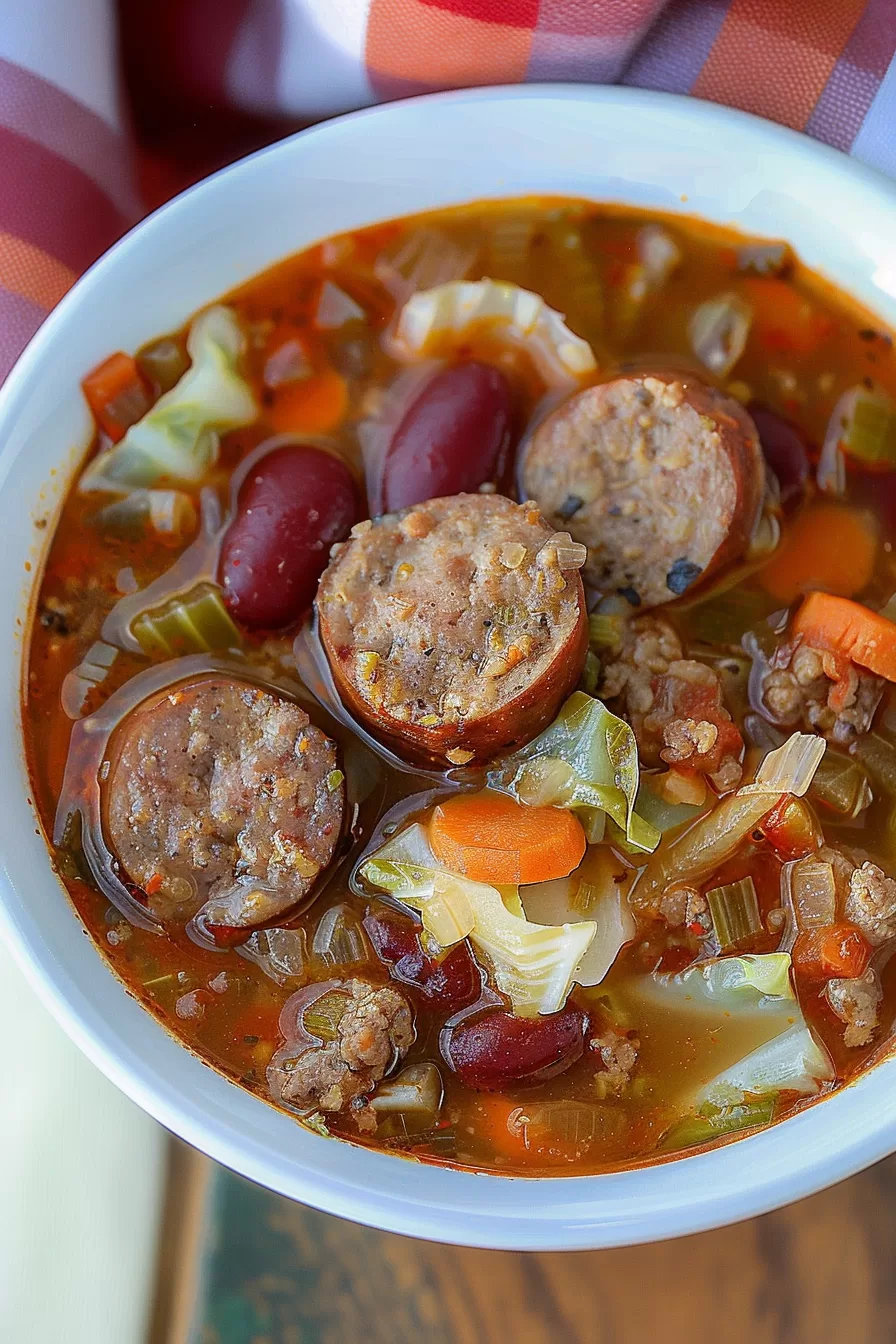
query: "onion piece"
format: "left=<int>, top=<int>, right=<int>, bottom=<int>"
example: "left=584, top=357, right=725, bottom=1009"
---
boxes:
left=638, top=224, right=682, bottom=287
left=374, top=228, right=477, bottom=303
left=739, top=732, right=826, bottom=798
left=788, top=856, right=838, bottom=931
left=391, top=279, right=597, bottom=387
left=314, top=281, right=365, bottom=330
left=311, top=904, right=371, bottom=970
left=264, top=338, right=311, bottom=388
left=689, top=292, right=752, bottom=377
left=369, top=1062, right=443, bottom=1117
left=818, top=386, right=858, bottom=495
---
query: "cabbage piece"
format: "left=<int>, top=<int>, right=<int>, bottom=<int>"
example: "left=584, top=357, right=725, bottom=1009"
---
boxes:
left=521, top=848, right=635, bottom=987
left=80, top=307, right=257, bottom=491
left=640, top=953, right=795, bottom=1013
left=391, top=279, right=597, bottom=386
left=489, top=692, right=660, bottom=852
left=358, top=823, right=595, bottom=1016
left=699, top=1024, right=834, bottom=1105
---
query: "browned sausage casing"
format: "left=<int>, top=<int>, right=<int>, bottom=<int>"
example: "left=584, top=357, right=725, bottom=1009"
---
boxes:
left=316, top=493, right=588, bottom=768
left=521, top=371, right=766, bottom=608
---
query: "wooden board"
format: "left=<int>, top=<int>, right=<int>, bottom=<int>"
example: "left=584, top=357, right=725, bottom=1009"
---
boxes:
left=158, top=1143, right=896, bottom=1343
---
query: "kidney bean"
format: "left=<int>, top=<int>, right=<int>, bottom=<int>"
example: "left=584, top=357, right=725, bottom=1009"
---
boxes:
left=747, top=401, right=811, bottom=512
left=220, top=444, right=359, bottom=628
left=440, top=1003, right=587, bottom=1091
left=363, top=911, right=482, bottom=1011
left=378, top=362, right=514, bottom=513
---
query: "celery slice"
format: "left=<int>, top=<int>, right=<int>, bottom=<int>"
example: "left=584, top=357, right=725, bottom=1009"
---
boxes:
left=706, top=877, right=761, bottom=950
left=130, top=583, right=241, bottom=657
left=809, top=748, right=871, bottom=818
left=303, top=990, right=349, bottom=1042
left=843, top=389, right=896, bottom=467
left=661, top=1097, right=776, bottom=1152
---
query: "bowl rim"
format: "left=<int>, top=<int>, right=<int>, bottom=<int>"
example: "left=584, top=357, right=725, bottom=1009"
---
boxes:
left=3, top=82, right=896, bottom=1251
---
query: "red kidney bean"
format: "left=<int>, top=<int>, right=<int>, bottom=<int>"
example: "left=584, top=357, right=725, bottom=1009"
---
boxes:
left=363, top=911, right=482, bottom=1011
left=747, top=401, right=811, bottom=512
left=440, top=1003, right=587, bottom=1091
left=219, top=444, right=359, bottom=628
left=378, top=362, right=514, bottom=513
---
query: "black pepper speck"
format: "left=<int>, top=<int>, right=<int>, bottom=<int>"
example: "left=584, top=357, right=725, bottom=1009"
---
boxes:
left=666, top=558, right=703, bottom=595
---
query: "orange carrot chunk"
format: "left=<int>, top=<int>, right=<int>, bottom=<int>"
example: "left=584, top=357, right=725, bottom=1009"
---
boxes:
left=759, top=502, right=877, bottom=604
left=792, top=591, right=896, bottom=683
left=266, top=365, right=348, bottom=435
left=82, top=352, right=152, bottom=442
left=741, top=277, right=834, bottom=356
left=792, top=922, right=870, bottom=980
left=428, top=790, right=586, bottom=886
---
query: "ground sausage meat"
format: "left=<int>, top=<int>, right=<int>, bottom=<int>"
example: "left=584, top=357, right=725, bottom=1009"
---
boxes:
left=270, top=979, right=414, bottom=1130
left=105, top=678, right=344, bottom=928
left=600, top=615, right=744, bottom=789
left=844, top=861, right=896, bottom=946
left=317, top=492, right=587, bottom=766
left=825, top=969, right=882, bottom=1048
left=521, top=372, right=765, bottom=608
left=590, top=1028, right=640, bottom=1097
left=760, top=641, right=884, bottom=745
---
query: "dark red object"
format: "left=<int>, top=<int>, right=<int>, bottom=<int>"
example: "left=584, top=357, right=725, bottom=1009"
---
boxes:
left=378, top=362, right=514, bottom=513
left=364, top=911, right=482, bottom=1011
left=747, top=401, right=811, bottom=512
left=440, top=1004, right=587, bottom=1091
left=219, top=444, right=359, bottom=628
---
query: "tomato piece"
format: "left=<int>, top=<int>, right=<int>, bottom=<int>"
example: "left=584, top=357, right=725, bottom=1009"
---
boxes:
left=759, top=795, right=821, bottom=861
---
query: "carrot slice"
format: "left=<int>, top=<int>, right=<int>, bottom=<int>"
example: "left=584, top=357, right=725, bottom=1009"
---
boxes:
left=82, top=352, right=152, bottom=442
left=759, top=502, right=877, bottom=604
left=792, top=922, right=870, bottom=979
left=741, top=277, right=834, bottom=356
left=429, top=790, right=586, bottom=885
left=792, top=591, right=896, bottom=682
left=266, top=365, right=348, bottom=435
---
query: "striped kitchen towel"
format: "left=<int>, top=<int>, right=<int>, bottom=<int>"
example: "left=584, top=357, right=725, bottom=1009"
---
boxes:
left=2, top=0, right=896, bottom=382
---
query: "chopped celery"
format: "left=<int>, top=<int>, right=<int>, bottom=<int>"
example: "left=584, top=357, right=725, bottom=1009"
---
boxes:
left=489, top=692, right=660, bottom=852
left=809, top=748, right=872, bottom=818
left=580, top=649, right=599, bottom=696
left=842, top=388, right=896, bottom=468
left=689, top=293, right=752, bottom=377
left=130, top=583, right=242, bottom=656
left=136, top=336, right=189, bottom=393
left=588, top=612, right=624, bottom=649
left=311, top=905, right=370, bottom=969
left=369, top=1062, right=442, bottom=1118
left=303, top=989, right=349, bottom=1042
left=853, top=731, right=896, bottom=794
left=706, top=877, right=761, bottom=950
left=661, top=1097, right=776, bottom=1152
left=677, top=583, right=772, bottom=646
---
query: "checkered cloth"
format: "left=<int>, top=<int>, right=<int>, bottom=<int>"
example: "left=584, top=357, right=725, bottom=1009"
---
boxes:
left=2, top=0, right=895, bottom=381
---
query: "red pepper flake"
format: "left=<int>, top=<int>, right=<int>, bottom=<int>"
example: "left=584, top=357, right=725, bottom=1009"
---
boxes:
left=687, top=921, right=705, bottom=936
left=144, top=872, right=163, bottom=897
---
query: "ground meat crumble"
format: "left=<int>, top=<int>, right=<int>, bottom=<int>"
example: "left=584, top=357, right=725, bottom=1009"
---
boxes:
left=761, top=642, right=884, bottom=745
left=271, top=980, right=415, bottom=1131
left=600, top=615, right=743, bottom=789
left=590, top=1028, right=640, bottom=1097
left=825, top=969, right=883, bottom=1048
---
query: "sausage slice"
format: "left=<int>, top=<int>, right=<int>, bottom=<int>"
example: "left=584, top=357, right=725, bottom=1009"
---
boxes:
left=104, top=677, right=344, bottom=928
left=316, top=493, right=588, bottom=767
left=521, top=372, right=765, bottom=608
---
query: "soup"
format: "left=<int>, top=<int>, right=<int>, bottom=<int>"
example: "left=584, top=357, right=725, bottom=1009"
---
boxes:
left=24, top=199, right=896, bottom=1174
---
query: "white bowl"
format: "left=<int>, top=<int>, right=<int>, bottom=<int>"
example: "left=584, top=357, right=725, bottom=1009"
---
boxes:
left=3, top=85, right=896, bottom=1250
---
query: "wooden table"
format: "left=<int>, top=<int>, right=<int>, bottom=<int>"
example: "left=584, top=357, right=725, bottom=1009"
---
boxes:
left=153, top=1144, right=896, bottom=1343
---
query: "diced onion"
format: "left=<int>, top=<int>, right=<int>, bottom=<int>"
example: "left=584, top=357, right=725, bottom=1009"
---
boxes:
left=689, top=292, right=752, bottom=377
left=638, top=224, right=682, bottom=287
left=739, top=731, right=826, bottom=798
left=314, top=281, right=366, bottom=330
left=369, top=1062, right=443, bottom=1117
left=391, top=279, right=597, bottom=387
left=264, top=338, right=311, bottom=388
left=311, top=904, right=371, bottom=969
left=788, top=857, right=838, bottom=931
left=818, top=386, right=857, bottom=495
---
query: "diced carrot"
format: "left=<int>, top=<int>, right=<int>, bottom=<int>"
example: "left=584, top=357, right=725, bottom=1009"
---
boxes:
left=470, top=1094, right=531, bottom=1162
left=82, top=352, right=152, bottom=442
left=791, top=591, right=896, bottom=683
left=740, top=277, right=834, bottom=356
left=266, top=365, right=348, bottom=435
left=759, top=502, right=877, bottom=604
left=792, top=922, right=870, bottom=979
left=428, top=790, right=586, bottom=885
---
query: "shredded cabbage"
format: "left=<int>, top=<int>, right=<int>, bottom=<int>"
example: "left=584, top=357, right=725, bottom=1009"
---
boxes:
left=80, top=307, right=257, bottom=491
left=699, top=1024, right=834, bottom=1105
left=489, top=692, right=660, bottom=852
left=391, top=279, right=597, bottom=386
left=521, top=850, right=635, bottom=988
left=642, top=953, right=795, bottom=1012
left=358, top=822, right=595, bottom=1016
